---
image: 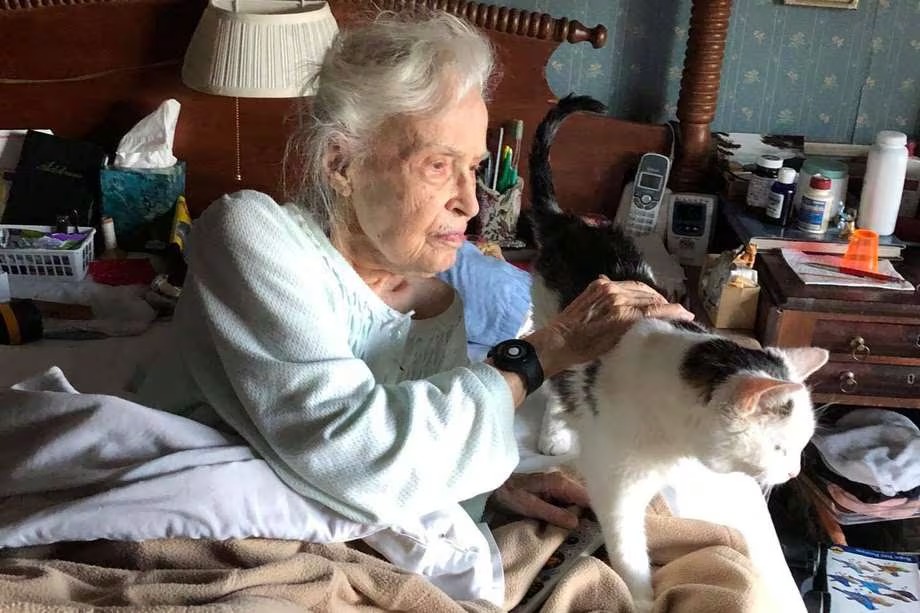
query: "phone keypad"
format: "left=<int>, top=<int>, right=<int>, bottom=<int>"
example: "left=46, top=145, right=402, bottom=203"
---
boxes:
left=625, top=198, right=659, bottom=236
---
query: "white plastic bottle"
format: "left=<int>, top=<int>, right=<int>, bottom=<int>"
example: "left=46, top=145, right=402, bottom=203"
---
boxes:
left=797, top=174, right=834, bottom=234
left=858, top=130, right=909, bottom=235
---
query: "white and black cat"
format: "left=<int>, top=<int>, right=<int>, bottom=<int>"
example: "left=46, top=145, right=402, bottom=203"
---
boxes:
left=528, top=94, right=829, bottom=612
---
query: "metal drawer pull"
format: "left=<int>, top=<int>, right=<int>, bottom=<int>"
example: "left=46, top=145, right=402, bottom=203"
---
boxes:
left=916, top=334, right=920, bottom=349
left=839, top=371, right=858, bottom=394
left=909, top=374, right=916, bottom=385
left=850, top=336, right=870, bottom=361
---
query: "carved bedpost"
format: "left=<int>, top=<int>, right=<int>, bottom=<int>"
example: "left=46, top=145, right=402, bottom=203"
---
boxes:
left=672, top=0, right=733, bottom=192
left=334, top=0, right=607, bottom=48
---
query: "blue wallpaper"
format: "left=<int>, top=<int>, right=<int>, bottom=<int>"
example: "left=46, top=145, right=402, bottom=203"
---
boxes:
left=499, top=0, right=920, bottom=145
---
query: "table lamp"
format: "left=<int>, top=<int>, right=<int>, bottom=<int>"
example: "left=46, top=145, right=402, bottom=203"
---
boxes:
left=181, top=0, right=338, bottom=181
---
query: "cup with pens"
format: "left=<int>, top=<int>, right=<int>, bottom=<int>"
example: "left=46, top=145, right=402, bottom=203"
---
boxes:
left=475, top=119, right=526, bottom=249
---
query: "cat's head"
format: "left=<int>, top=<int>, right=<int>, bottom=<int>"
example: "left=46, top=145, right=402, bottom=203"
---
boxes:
left=694, top=346, right=829, bottom=485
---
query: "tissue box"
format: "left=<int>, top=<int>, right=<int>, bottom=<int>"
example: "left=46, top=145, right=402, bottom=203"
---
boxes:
left=100, top=161, right=185, bottom=251
left=700, top=254, right=760, bottom=330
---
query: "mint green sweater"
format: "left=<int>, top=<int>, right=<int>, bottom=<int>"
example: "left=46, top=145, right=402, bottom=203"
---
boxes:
left=137, top=191, right=518, bottom=525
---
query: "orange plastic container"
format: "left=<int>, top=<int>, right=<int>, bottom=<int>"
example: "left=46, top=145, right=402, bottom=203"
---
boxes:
left=842, top=229, right=879, bottom=272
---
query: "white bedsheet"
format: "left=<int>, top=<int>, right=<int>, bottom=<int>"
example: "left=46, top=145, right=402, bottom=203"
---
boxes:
left=0, top=367, right=503, bottom=604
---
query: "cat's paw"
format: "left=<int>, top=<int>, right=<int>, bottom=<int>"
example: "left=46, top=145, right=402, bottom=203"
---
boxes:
left=537, top=427, right=574, bottom=456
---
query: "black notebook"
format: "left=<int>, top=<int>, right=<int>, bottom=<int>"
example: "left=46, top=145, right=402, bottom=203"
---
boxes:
left=2, top=130, right=106, bottom=228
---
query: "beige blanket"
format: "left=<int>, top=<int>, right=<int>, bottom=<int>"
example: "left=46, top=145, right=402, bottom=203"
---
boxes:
left=0, top=502, right=769, bottom=612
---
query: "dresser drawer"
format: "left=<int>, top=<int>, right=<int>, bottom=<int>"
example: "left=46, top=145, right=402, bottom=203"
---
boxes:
left=810, top=361, right=920, bottom=400
left=812, top=319, right=920, bottom=360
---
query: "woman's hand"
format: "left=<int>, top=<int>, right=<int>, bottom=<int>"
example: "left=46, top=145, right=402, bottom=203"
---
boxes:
left=489, top=471, right=590, bottom=530
left=528, top=277, right=694, bottom=377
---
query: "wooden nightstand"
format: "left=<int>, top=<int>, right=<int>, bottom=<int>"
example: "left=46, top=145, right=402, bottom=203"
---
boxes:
left=754, top=249, right=920, bottom=409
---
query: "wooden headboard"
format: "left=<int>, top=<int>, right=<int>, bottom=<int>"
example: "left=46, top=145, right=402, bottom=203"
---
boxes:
left=0, top=0, right=732, bottom=219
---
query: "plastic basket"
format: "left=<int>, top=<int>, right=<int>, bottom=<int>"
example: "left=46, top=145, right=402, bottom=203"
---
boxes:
left=0, top=225, right=95, bottom=281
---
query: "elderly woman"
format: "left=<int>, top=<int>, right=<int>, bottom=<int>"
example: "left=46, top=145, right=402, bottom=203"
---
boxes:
left=137, top=10, right=691, bottom=601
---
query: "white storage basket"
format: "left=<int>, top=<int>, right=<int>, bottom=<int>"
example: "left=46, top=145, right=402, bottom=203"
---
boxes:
left=0, top=225, right=95, bottom=281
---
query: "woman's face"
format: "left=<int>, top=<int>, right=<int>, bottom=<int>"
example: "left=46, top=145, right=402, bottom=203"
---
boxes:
left=345, top=89, right=488, bottom=276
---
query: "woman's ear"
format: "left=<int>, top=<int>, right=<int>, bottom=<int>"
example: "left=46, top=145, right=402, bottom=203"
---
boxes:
left=324, top=142, right=352, bottom=198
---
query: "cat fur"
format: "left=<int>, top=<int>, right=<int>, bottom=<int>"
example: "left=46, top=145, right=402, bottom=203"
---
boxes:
left=527, top=94, right=830, bottom=611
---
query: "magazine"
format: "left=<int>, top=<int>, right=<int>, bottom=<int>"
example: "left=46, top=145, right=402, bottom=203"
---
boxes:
left=826, top=546, right=919, bottom=612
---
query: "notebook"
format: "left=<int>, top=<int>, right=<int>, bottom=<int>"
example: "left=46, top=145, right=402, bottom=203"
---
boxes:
left=782, top=249, right=914, bottom=291
left=2, top=130, right=105, bottom=228
left=722, top=200, right=906, bottom=259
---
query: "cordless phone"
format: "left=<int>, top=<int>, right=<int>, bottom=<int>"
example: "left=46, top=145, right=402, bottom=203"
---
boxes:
left=615, top=152, right=672, bottom=238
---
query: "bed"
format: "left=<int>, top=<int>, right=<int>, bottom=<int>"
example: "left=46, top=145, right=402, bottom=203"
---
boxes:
left=0, top=1, right=806, bottom=612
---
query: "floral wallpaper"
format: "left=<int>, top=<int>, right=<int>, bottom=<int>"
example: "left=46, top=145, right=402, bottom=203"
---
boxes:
left=499, top=0, right=920, bottom=145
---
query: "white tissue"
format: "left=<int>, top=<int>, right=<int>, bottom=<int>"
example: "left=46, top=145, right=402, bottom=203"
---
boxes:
left=113, top=99, right=180, bottom=169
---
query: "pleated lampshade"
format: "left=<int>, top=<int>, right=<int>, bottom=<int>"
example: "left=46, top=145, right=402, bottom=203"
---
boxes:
left=182, top=0, right=339, bottom=98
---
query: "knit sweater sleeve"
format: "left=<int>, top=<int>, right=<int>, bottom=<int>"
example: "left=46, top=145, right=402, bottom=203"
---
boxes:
left=183, top=192, right=518, bottom=525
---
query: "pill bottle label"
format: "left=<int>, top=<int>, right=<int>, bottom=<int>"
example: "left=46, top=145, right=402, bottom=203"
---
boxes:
left=797, top=195, right=829, bottom=233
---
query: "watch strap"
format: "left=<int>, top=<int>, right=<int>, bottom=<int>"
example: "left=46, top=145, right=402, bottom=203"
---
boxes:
left=487, top=339, right=545, bottom=395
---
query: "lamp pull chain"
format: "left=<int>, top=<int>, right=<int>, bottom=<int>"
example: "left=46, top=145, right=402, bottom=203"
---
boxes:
left=234, top=96, right=242, bottom=182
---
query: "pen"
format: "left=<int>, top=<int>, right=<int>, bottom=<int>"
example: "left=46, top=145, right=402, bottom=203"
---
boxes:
left=804, top=262, right=905, bottom=284
left=497, top=145, right=513, bottom=192
left=509, top=119, right=524, bottom=172
left=480, top=154, right=492, bottom=186
left=491, top=126, right=504, bottom=191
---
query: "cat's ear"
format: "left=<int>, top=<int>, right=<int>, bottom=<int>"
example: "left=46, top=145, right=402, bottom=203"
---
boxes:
left=729, top=376, right=805, bottom=416
left=781, top=347, right=830, bottom=380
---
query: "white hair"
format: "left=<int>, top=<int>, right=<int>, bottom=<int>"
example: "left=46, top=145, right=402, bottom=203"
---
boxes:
left=285, top=11, right=495, bottom=232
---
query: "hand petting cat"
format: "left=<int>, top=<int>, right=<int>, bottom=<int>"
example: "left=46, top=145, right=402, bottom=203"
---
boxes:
left=488, top=471, right=590, bottom=529
left=537, top=276, right=694, bottom=376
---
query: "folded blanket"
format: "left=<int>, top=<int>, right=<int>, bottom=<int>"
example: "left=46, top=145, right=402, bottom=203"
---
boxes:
left=0, top=501, right=771, bottom=612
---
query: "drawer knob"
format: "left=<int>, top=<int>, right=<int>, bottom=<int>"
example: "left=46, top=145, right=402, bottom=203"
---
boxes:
left=850, top=336, right=870, bottom=361
left=839, top=371, right=858, bottom=394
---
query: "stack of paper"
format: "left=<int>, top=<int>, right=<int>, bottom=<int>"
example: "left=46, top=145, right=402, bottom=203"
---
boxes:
left=781, top=249, right=914, bottom=291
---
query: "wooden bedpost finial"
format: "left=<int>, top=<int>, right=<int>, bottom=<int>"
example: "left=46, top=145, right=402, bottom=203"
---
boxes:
left=672, top=0, right=733, bottom=192
left=564, top=19, right=607, bottom=49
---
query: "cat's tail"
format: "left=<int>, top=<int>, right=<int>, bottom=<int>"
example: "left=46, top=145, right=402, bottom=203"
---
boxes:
left=529, top=94, right=607, bottom=222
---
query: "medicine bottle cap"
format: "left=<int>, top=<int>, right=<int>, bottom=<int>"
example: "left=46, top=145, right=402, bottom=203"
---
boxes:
left=777, top=167, right=797, bottom=184
left=801, top=157, right=848, bottom=179
left=809, top=174, right=832, bottom=190
left=876, top=130, right=907, bottom=148
left=756, top=154, right=783, bottom=170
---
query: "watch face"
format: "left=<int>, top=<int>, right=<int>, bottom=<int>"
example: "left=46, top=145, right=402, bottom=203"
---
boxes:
left=496, top=339, right=530, bottom=361
left=489, top=339, right=544, bottom=395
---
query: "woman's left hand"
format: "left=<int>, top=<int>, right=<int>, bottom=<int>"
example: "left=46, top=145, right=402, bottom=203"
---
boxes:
left=489, top=472, right=590, bottom=530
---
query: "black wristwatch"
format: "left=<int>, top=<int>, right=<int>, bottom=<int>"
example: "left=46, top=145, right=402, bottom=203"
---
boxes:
left=487, top=339, right=545, bottom=395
